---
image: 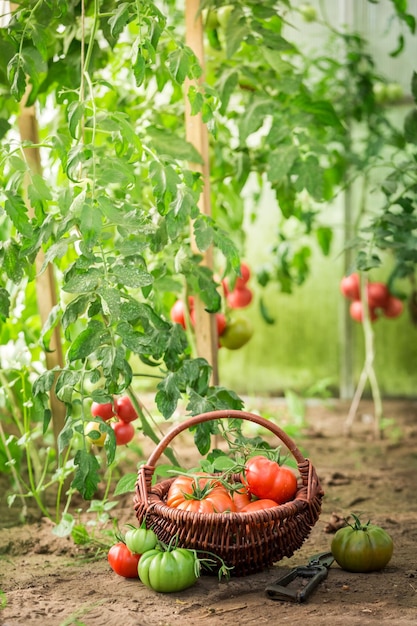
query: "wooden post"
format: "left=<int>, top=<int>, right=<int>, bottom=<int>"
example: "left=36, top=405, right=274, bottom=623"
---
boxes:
left=17, top=87, right=66, bottom=445
left=184, top=0, right=219, bottom=384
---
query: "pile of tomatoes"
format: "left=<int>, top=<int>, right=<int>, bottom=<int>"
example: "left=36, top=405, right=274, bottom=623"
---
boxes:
left=165, top=455, right=298, bottom=514
left=170, top=262, right=254, bottom=351
left=340, top=273, right=403, bottom=323
left=84, top=396, right=138, bottom=447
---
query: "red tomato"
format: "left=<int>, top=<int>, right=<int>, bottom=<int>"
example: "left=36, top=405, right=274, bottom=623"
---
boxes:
left=235, top=262, right=251, bottom=289
left=91, top=401, right=115, bottom=421
left=216, top=313, right=227, bottom=336
left=166, top=474, right=236, bottom=513
left=111, top=419, right=135, bottom=445
left=108, top=542, right=140, bottom=578
left=227, top=286, right=253, bottom=309
left=367, top=282, right=390, bottom=308
left=240, top=499, right=279, bottom=513
left=170, top=297, right=194, bottom=328
left=244, top=456, right=298, bottom=505
left=383, top=295, right=403, bottom=319
left=340, top=273, right=360, bottom=300
left=350, top=300, right=378, bottom=323
left=115, top=396, right=138, bottom=423
left=231, top=486, right=252, bottom=511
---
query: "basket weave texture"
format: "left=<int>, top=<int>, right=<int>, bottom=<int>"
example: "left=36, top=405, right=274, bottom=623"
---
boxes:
left=134, top=410, right=324, bottom=576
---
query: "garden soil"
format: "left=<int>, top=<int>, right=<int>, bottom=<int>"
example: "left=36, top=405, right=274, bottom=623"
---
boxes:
left=1, top=398, right=417, bottom=626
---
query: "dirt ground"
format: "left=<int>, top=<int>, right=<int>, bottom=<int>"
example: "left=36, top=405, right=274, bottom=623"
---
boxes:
left=1, top=397, right=417, bottom=626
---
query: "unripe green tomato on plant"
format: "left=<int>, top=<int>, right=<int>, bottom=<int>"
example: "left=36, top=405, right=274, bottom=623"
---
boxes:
left=299, top=3, right=317, bottom=22
left=220, top=315, right=253, bottom=350
left=331, top=516, right=394, bottom=573
left=84, top=420, right=108, bottom=447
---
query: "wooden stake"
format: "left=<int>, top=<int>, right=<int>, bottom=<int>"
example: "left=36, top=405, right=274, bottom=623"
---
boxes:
left=184, top=0, right=219, bottom=384
left=17, top=87, right=66, bottom=446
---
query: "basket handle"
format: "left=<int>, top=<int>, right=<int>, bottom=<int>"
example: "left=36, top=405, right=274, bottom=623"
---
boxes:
left=144, top=409, right=307, bottom=468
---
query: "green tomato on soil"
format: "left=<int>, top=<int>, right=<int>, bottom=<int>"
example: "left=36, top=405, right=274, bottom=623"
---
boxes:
left=125, top=526, right=158, bottom=555
left=138, top=547, right=199, bottom=593
left=331, top=514, right=394, bottom=573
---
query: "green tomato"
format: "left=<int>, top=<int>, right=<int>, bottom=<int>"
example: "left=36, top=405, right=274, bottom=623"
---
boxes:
left=331, top=516, right=394, bottom=573
left=125, top=526, right=158, bottom=555
left=138, top=547, right=199, bottom=593
left=220, top=316, right=253, bottom=350
left=299, top=4, right=317, bottom=22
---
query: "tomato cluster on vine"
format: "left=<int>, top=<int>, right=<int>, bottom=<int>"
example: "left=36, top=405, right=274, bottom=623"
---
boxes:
left=85, top=396, right=138, bottom=446
left=169, top=262, right=254, bottom=351
left=340, top=273, right=403, bottom=323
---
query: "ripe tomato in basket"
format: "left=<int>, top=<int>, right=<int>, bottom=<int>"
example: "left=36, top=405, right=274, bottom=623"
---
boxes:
left=166, top=473, right=236, bottom=513
left=244, top=456, right=298, bottom=505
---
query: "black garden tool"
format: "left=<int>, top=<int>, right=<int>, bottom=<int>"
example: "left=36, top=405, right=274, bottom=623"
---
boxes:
left=265, top=551, right=334, bottom=603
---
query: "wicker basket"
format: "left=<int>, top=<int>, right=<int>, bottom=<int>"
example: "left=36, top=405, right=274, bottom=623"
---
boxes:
left=134, top=409, right=324, bottom=576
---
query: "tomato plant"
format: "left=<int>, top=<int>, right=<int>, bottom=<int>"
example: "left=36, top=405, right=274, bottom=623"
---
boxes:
left=115, top=396, right=138, bottom=424
left=331, top=515, right=394, bottom=573
left=138, top=546, right=199, bottom=593
left=220, top=316, right=253, bottom=350
left=125, top=525, right=158, bottom=555
left=111, top=419, right=135, bottom=445
left=244, top=456, right=298, bottom=505
left=91, top=401, right=115, bottom=421
left=108, top=542, right=141, bottom=578
left=166, top=474, right=235, bottom=513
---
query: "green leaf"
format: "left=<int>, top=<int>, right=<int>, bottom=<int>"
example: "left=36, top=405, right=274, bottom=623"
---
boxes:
left=110, top=265, right=154, bottom=288
left=7, top=53, right=26, bottom=101
left=114, top=473, right=137, bottom=496
left=0, top=118, right=11, bottom=139
left=411, top=71, right=417, bottom=103
left=146, top=127, right=204, bottom=163
left=216, top=69, right=239, bottom=115
left=68, top=320, right=109, bottom=362
left=404, top=109, right=417, bottom=144
left=267, top=145, right=298, bottom=184
left=294, top=93, right=344, bottom=129
left=67, top=101, right=85, bottom=139
left=316, top=226, right=333, bottom=256
left=72, top=449, right=101, bottom=500
left=193, top=216, right=214, bottom=251
left=108, top=2, right=130, bottom=38
left=239, top=98, right=272, bottom=143
left=0, top=288, right=10, bottom=319
left=55, top=370, right=81, bottom=404
left=168, top=47, right=191, bottom=84
left=293, top=155, right=324, bottom=201
left=63, top=268, right=102, bottom=293
left=133, top=53, right=146, bottom=87
left=155, top=373, right=183, bottom=419
left=3, top=241, right=25, bottom=283
left=4, top=192, right=33, bottom=238
left=33, top=370, right=56, bottom=396
left=225, top=8, right=250, bottom=58
left=149, top=161, right=181, bottom=197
